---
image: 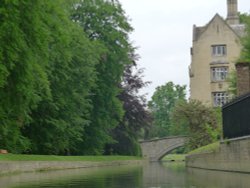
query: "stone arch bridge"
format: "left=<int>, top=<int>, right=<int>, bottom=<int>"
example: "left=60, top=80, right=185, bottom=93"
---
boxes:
left=139, top=136, right=189, bottom=161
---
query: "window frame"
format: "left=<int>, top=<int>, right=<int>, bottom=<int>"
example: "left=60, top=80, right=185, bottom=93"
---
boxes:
left=211, top=45, right=227, bottom=56
left=211, top=67, right=228, bottom=82
left=212, top=92, right=229, bottom=107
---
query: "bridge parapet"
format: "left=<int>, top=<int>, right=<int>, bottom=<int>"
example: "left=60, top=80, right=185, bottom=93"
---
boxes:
left=139, top=136, right=189, bottom=161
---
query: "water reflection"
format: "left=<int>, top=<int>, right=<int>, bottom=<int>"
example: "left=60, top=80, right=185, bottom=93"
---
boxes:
left=1, top=165, right=143, bottom=188
left=1, top=162, right=250, bottom=188
left=143, top=162, right=187, bottom=187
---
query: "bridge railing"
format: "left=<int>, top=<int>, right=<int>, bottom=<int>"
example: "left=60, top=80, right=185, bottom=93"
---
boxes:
left=139, top=135, right=189, bottom=143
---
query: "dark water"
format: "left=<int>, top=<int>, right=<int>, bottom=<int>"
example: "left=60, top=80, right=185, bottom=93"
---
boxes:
left=1, top=162, right=250, bottom=188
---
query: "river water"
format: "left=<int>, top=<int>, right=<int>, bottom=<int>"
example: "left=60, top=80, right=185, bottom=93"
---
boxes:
left=1, top=162, right=250, bottom=188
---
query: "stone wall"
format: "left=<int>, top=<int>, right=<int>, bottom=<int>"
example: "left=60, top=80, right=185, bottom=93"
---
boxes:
left=236, top=62, right=250, bottom=96
left=0, top=160, right=143, bottom=175
left=186, top=136, right=250, bottom=173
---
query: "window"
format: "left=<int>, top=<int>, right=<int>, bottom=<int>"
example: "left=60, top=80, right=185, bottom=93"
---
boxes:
left=211, top=67, right=228, bottom=81
left=211, top=45, right=226, bottom=56
left=213, top=92, right=229, bottom=107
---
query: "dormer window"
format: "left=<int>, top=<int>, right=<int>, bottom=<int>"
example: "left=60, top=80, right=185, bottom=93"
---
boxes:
left=211, top=45, right=227, bottom=56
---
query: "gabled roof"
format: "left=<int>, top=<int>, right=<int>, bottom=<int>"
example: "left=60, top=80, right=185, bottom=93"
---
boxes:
left=193, top=13, right=245, bottom=42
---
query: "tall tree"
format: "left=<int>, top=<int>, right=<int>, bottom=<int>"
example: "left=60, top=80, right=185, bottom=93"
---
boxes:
left=0, top=0, right=51, bottom=152
left=228, top=13, right=250, bottom=96
left=105, top=63, right=152, bottom=156
left=71, top=0, right=134, bottom=154
left=148, top=82, right=186, bottom=138
left=22, top=0, right=100, bottom=155
left=0, top=0, right=145, bottom=155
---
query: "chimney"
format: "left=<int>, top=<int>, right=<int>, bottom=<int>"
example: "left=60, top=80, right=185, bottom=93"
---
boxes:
left=226, top=0, right=239, bottom=25
left=236, top=62, right=250, bottom=96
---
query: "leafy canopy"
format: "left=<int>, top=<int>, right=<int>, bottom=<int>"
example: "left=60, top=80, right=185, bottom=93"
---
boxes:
left=148, top=82, right=186, bottom=138
left=171, top=100, right=221, bottom=150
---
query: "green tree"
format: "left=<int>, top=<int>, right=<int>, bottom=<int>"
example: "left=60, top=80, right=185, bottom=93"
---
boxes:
left=71, top=0, right=134, bottom=154
left=228, top=13, right=250, bottom=97
left=148, top=82, right=186, bottom=138
left=0, top=0, right=52, bottom=152
left=22, top=0, right=100, bottom=155
left=0, top=0, right=145, bottom=155
left=239, top=12, right=250, bottom=25
left=171, top=100, right=221, bottom=150
left=239, top=13, right=250, bottom=61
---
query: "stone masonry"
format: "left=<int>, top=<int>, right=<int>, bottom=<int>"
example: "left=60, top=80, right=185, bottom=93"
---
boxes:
left=140, top=136, right=188, bottom=161
left=236, top=62, right=250, bottom=96
left=186, top=136, right=250, bottom=173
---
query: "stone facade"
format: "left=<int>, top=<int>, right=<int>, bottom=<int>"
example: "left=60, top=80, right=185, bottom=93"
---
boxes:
left=189, top=0, right=245, bottom=106
left=186, top=136, right=250, bottom=173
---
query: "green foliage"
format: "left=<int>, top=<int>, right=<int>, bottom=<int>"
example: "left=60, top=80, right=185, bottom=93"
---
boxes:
left=227, top=70, right=237, bottom=97
left=72, top=0, right=134, bottom=154
left=239, top=13, right=250, bottom=61
left=148, top=82, right=186, bottom=138
left=224, top=12, right=250, bottom=99
left=239, top=12, right=250, bottom=24
left=0, top=0, right=101, bottom=154
left=188, top=142, right=220, bottom=155
left=227, top=13, right=250, bottom=98
left=171, top=100, right=221, bottom=150
left=105, top=65, right=152, bottom=156
left=213, top=107, right=223, bottom=139
left=0, top=0, right=51, bottom=152
left=22, top=0, right=100, bottom=155
left=0, top=0, right=146, bottom=156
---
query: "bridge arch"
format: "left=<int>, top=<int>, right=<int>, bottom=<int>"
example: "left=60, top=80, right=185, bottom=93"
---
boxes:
left=139, top=136, right=189, bottom=161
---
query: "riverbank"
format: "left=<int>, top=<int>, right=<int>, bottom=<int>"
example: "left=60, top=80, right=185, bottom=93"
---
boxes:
left=0, top=154, right=144, bottom=176
left=0, top=154, right=141, bottom=161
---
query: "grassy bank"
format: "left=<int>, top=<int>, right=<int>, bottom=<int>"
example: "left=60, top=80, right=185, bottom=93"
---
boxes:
left=188, top=142, right=220, bottom=155
left=0, top=154, right=141, bottom=161
left=0, top=142, right=220, bottom=162
left=161, top=142, right=220, bottom=162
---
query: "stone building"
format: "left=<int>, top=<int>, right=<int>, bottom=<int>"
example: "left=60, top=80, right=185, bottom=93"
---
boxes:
left=189, top=0, right=245, bottom=107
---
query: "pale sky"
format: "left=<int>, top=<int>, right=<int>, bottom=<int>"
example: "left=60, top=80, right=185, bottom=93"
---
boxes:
left=119, top=0, right=250, bottom=100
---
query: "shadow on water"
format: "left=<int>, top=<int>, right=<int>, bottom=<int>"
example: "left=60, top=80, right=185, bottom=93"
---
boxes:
left=1, top=162, right=250, bottom=188
left=143, top=162, right=250, bottom=188
left=187, top=167, right=250, bottom=188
